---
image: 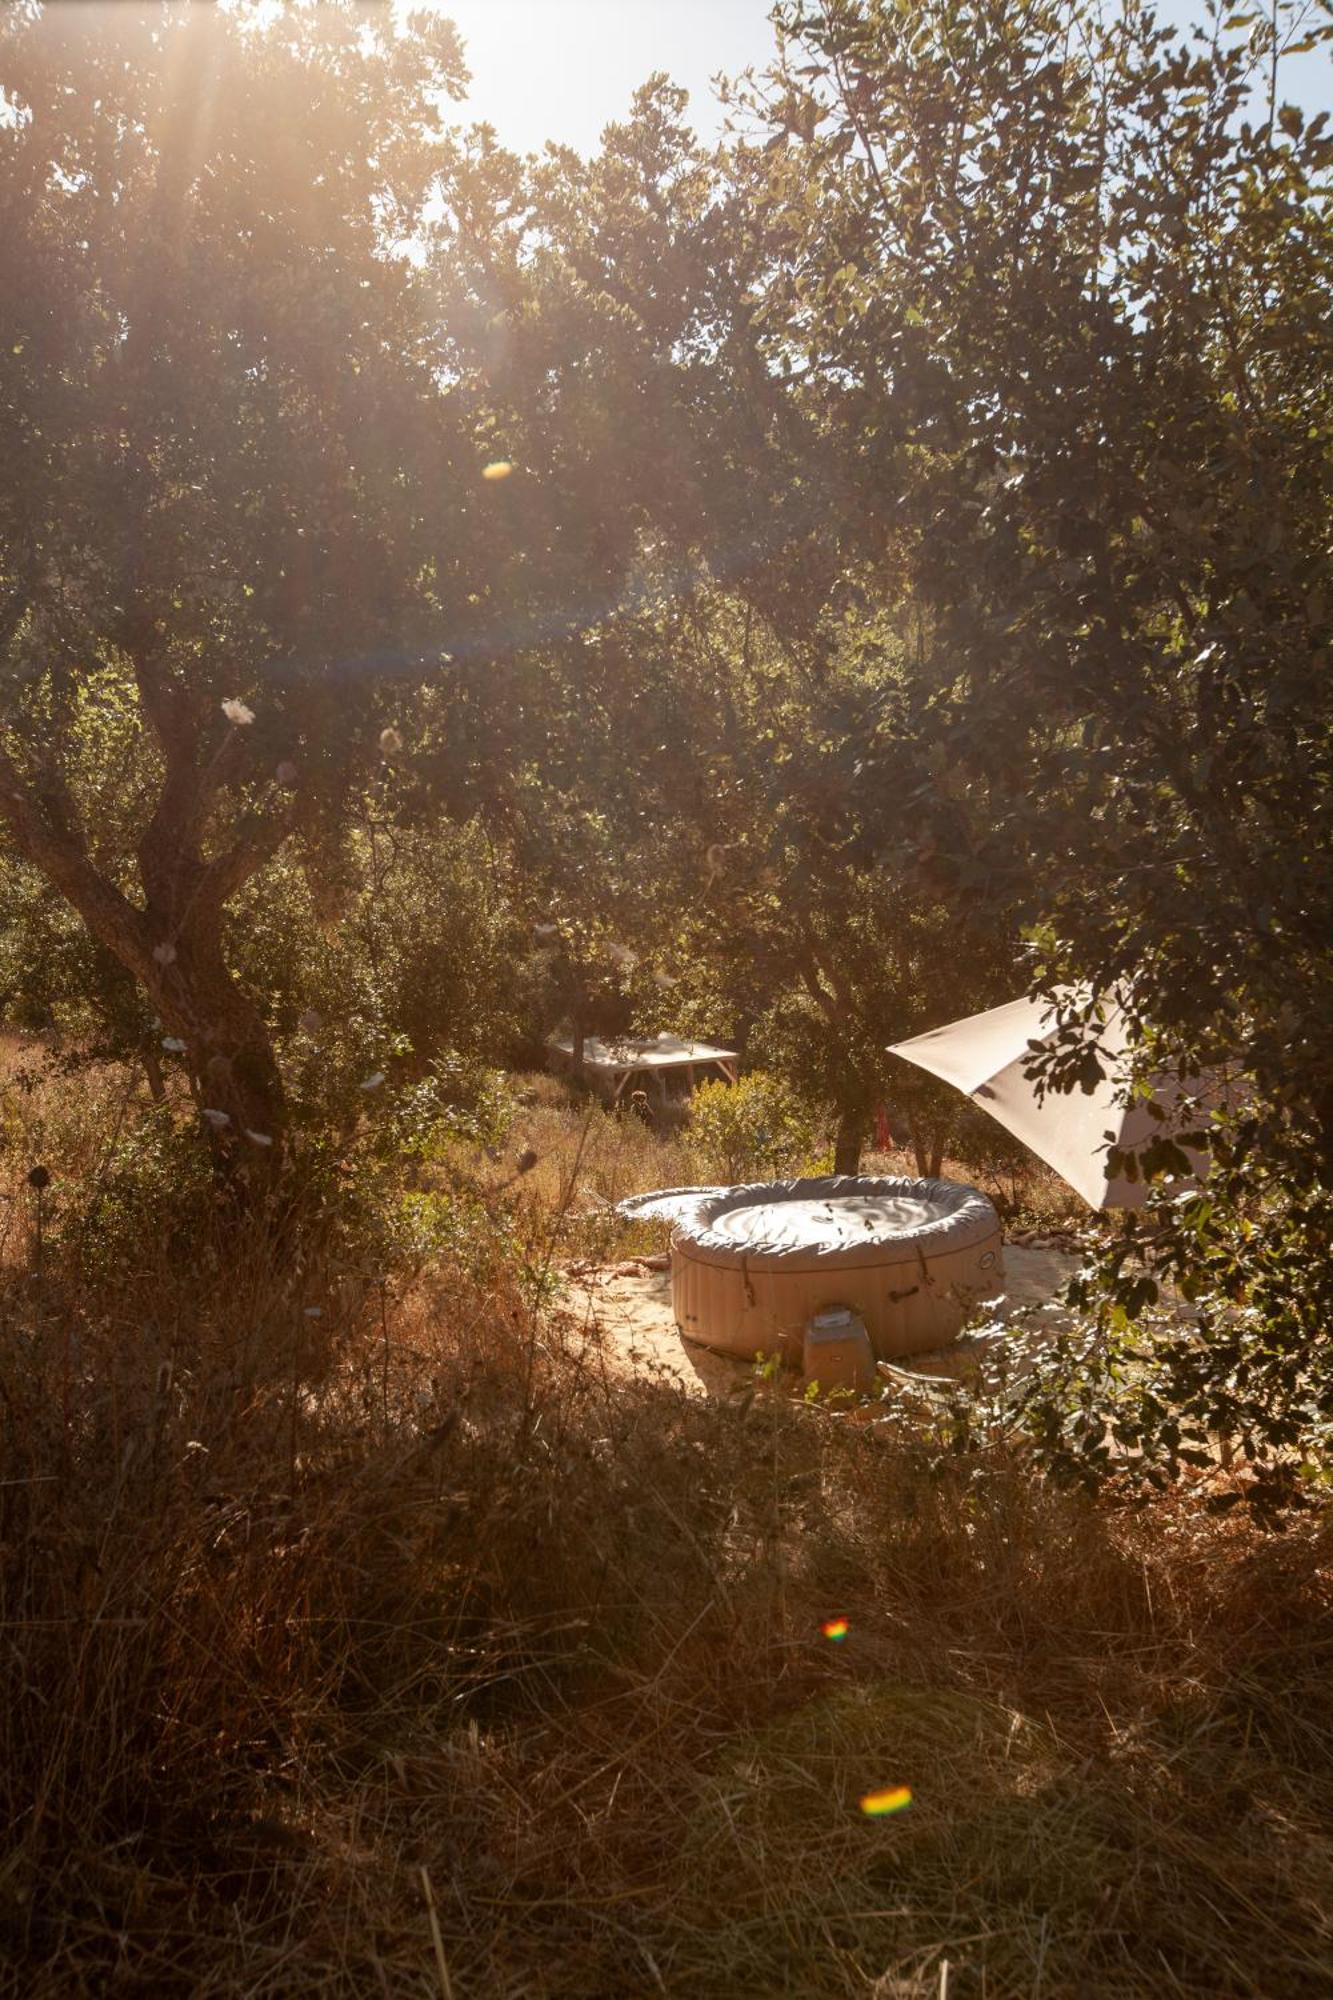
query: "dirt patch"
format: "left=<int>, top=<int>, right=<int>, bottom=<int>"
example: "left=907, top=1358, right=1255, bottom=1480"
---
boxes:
left=564, top=1241, right=1087, bottom=1398
left=564, top=1262, right=750, bottom=1396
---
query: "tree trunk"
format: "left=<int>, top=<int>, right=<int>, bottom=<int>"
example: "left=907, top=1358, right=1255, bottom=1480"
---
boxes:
left=907, top=1116, right=946, bottom=1181
left=142, top=911, right=286, bottom=1167
left=133, top=781, right=289, bottom=1174
left=1, top=708, right=293, bottom=1187
left=833, top=1108, right=863, bottom=1176
left=141, top=1041, right=167, bottom=1103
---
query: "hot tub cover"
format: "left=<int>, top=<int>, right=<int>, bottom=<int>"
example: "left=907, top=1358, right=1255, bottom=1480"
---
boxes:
left=616, top=1186, right=731, bottom=1225
left=673, top=1175, right=999, bottom=1270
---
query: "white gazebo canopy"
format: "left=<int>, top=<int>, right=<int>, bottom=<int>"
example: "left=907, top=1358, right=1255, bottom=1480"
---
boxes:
left=547, top=1031, right=739, bottom=1100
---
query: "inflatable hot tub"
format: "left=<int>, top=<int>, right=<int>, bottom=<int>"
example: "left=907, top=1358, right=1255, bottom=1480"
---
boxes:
left=669, top=1175, right=1003, bottom=1364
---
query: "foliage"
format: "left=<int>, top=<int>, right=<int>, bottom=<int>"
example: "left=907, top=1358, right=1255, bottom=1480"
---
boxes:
left=742, top=0, right=1333, bottom=1477
left=689, top=1069, right=820, bottom=1181
left=385, top=1053, right=518, bottom=1161
left=236, top=817, right=526, bottom=1126
left=0, top=0, right=510, bottom=1158
left=3, top=0, right=1332, bottom=1477
left=46, top=1103, right=220, bottom=1288
left=0, top=856, right=93, bottom=1033
left=1010, top=1159, right=1333, bottom=1512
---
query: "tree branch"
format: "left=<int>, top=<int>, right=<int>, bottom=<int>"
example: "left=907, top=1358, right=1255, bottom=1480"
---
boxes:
left=199, top=800, right=303, bottom=911
left=0, top=745, right=153, bottom=977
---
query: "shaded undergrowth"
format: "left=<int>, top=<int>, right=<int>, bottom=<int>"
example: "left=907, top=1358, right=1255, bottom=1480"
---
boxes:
left=0, top=1052, right=1328, bottom=1997
left=2, top=1251, right=1329, bottom=1997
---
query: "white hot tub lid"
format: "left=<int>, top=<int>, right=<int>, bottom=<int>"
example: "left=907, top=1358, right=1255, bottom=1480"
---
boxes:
left=673, top=1175, right=999, bottom=1271
left=616, top=1185, right=732, bottom=1225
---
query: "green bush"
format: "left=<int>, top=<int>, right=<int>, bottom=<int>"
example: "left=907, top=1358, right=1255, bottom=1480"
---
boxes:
left=222, top=818, right=527, bottom=1134
left=688, top=1071, right=820, bottom=1183
left=48, top=1107, right=220, bottom=1289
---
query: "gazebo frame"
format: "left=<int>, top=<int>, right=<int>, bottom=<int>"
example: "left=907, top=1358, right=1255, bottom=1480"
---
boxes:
left=546, top=1031, right=739, bottom=1104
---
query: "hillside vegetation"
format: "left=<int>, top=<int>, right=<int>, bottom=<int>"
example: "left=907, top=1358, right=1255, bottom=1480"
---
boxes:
left=2, top=1043, right=1330, bottom=1997
left=2, top=1, right=1332, bottom=1993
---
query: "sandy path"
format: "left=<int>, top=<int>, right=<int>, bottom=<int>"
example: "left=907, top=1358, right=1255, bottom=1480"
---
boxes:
left=564, top=1241, right=1087, bottom=1399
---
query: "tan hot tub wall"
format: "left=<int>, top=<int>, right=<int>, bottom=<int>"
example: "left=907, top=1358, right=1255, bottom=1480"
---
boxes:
left=670, top=1176, right=1004, bottom=1364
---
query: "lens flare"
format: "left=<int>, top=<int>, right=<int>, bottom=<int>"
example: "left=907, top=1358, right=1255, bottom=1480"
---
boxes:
left=821, top=1617, right=849, bottom=1642
left=860, top=1786, right=912, bottom=1818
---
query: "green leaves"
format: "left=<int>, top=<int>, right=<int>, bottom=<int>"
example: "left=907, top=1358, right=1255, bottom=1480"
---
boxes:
left=732, top=0, right=1333, bottom=1496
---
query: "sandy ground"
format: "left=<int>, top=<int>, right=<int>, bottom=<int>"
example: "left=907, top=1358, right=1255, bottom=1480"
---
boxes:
left=562, top=1240, right=1087, bottom=1400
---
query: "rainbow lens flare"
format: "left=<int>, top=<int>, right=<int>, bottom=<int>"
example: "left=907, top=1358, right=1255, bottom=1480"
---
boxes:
left=860, top=1786, right=912, bottom=1818
left=821, top=1618, right=850, bottom=1643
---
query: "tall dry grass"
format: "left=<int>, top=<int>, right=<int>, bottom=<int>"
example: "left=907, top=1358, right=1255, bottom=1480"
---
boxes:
left=476, top=1073, right=1083, bottom=1273
left=1, top=1046, right=1329, bottom=1997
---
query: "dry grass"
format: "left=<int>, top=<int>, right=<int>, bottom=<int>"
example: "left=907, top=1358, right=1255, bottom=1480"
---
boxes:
left=0, top=1048, right=1329, bottom=1998
left=479, top=1076, right=1084, bottom=1271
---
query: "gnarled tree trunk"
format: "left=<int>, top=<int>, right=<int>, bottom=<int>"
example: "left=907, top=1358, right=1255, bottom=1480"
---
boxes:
left=1, top=709, right=294, bottom=1183
left=141, top=909, right=286, bottom=1157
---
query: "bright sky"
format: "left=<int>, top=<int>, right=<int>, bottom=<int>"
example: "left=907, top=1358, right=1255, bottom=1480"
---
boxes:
left=425, top=0, right=1330, bottom=157
left=427, top=0, right=779, bottom=155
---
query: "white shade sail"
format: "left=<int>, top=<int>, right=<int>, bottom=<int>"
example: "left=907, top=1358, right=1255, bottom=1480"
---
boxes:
left=889, top=994, right=1209, bottom=1210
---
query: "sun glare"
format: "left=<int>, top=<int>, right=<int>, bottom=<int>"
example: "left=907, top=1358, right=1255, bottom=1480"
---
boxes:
left=860, top=1787, right=913, bottom=1818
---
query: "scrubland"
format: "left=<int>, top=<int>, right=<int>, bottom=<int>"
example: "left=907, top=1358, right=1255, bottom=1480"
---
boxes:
left=0, top=1039, right=1329, bottom=1999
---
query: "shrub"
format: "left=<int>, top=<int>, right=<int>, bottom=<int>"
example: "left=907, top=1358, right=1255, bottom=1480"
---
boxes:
left=689, top=1070, right=820, bottom=1182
